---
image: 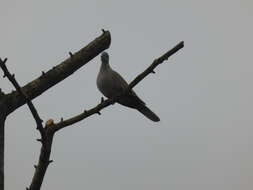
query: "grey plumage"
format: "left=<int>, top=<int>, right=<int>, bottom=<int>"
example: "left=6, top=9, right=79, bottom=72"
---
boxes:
left=96, top=52, right=160, bottom=122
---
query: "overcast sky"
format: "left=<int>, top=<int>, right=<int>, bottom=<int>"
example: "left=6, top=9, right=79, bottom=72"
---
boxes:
left=0, top=1, right=253, bottom=190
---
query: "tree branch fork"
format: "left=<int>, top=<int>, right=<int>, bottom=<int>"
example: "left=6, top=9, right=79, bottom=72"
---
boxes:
left=0, top=32, right=184, bottom=190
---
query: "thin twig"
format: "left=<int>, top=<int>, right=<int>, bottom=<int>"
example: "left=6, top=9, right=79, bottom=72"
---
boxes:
left=128, top=41, right=184, bottom=90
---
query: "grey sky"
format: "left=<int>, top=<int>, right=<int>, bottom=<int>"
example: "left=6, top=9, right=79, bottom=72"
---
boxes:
left=1, top=0, right=253, bottom=189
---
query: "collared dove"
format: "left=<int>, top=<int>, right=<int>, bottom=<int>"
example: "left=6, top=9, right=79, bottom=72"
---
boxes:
left=96, top=52, right=160, bottom=122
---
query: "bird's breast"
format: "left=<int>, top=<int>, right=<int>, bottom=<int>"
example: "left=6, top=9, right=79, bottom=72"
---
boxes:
left=97, top=71, right=117, bottom=98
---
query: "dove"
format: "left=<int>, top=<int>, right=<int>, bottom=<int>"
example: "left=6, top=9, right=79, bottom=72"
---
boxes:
left=96, top=52, right=160, bottom=122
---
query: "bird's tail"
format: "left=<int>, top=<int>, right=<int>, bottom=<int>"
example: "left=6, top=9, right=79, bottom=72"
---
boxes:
left=137, top=105, right=160, bottom=122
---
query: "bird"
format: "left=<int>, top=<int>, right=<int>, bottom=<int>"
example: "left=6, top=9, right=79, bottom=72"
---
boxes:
left=96, top=52, right=160, bottom=122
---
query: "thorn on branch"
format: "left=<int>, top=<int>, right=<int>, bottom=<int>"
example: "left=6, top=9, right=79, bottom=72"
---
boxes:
left=101, top=97, right=104, bottom=103
left=36, top=138, right=42, bottom=142
left=3, top=74, right=6, bottom=78
left=48, top=160, right=53, bottom=164
left=26, top=187, right=29, bottom=190
left=34, top=165, right=37, bottom=169
left=101, top=29, right=106, bottom=34
left=69, top=51, right=73, bottom=58
left=61, top=117, right=63, bottom=122
left=97, top=111, right=101, bottom=115
left=41, top=71, right=45, bottom=76
left=151, top=70, right=156, bottom=74
left=84, top=110, right=87, bottom=113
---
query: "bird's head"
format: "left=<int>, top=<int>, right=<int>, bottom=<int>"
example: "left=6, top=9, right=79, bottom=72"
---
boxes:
left=101, top=52, right=109, bottom=63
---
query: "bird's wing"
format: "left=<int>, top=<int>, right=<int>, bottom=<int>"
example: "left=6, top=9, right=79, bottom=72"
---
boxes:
left=110, top=70, right=129, bottom=92
left=111, top=70, right=146, bottom=106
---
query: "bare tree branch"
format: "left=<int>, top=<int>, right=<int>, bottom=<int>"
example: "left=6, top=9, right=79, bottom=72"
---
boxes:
left=0, top=58, right=46, bottom=142
left=52, top=41, right=184, bottom=132
left=28, top=124, right=55, bottom=190
left=0, top=58, right=51, bottom=190
left=127, top=41, right=184, bottom=90
left=0, top=58, right=8, bottom=190
left=4, top=30, right=111, bottom=115
left=0, top=39, right=184, bottom=190
left=0, top=115, right=5, bottom=190
left=0, top=30, right=111, bottom=190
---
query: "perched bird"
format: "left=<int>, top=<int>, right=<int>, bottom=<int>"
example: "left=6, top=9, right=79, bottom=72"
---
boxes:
left=96, top=52, right=160, bottom=122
